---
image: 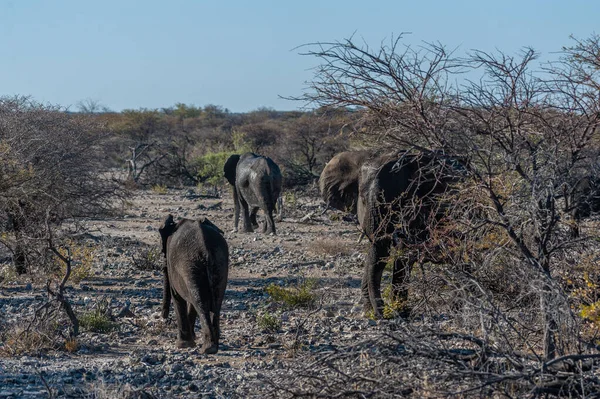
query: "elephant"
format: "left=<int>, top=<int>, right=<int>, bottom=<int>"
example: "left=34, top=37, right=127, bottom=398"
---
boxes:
left=224, top=152, right=282, bottom=235
left=319, top=150, right=373, bottom=214
left=320, top=150, right=462, bottom=318
left=159, top=214, right=229, bottom=353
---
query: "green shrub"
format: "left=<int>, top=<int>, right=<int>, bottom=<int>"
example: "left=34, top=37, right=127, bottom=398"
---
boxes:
left=257, top=312, right=281, bottom=333
left=79, top=301, right=117, bottom=333
left=382, top=285, right=410, bottom=319
left=265, top=279, right=317, bottom=308
left=53, top=240, right=95, bottom=284
left=151, top=184, right=168, bottom=195
left=196, top=151, right=236, bottom=188
left=231, top=129, right=253, bottom=153
left=284, top=191, right=297, bottom=209
left=328, top=212, right=340, bottom=221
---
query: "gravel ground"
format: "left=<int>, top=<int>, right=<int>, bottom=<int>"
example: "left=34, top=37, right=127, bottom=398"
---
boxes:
left=0, top=188, right=395, bottom=398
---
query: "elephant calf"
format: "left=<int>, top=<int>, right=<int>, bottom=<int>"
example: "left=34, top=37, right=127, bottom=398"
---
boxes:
left=159, top=214, right=229, bottom=353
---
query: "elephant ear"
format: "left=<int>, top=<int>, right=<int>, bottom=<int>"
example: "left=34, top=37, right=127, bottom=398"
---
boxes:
left=199, top=216, right=224, bottom=235
left=320, top=151, right=372, bottom=214
left=223, top=154, right=241, bottom=186
left=158, top=214, right=178, bottom=257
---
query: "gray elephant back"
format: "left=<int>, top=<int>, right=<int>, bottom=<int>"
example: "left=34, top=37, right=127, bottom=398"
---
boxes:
left=167, top=219, right=228, bottom=264
left=357, top=153, right=411, bottom=236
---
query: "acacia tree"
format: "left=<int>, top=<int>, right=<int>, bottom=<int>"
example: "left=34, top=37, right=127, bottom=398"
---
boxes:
left=298, top=34, right=600, bottom=366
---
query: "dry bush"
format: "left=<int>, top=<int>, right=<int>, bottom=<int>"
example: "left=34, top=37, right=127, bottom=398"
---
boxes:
left=254, top=324, right=600, bottom=398
left=309, top=238, right=354, bottom=257
left=130, top=246, right=162, bottom=271
left=0, top=326, right=58, bottom=357
left=0, top=306, right=77, bottom=357
left=292, top=33, right=600, bottom=395
left=85, top=382, right=158, bottom=399
left=0, top=96, right=123, bottom=275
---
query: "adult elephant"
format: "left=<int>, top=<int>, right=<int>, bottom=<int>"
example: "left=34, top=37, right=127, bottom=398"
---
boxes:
left=224, top=153, right=282, bottom=235
left=320, top=150, right=461, bottom=318
left=159, top=214, right=229, bottom=353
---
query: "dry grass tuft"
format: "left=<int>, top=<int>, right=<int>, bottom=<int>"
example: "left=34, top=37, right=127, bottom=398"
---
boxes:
left=309, top=238, right=354, bottom=257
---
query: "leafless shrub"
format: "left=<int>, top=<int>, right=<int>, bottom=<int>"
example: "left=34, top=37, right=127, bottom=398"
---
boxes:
left=85, top=382, right=158, bottom=399
left=0, top=267, right=79, bottom=357
left=297, top=32, right=600, bottom=367
left=254, top=321, right=600, bottom=398
left=130, top=246, right=162, bottom=271
left=0, top=96, right=122, bottom=274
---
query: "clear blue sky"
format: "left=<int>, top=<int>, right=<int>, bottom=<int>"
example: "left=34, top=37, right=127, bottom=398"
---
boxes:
left=1, top=0, right=598, bottom=112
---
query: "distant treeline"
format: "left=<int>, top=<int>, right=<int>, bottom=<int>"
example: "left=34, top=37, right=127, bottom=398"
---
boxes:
left=88, top=103, right=362, bottom=188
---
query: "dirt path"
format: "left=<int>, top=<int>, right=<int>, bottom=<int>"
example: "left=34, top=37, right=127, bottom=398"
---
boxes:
left=0, top=188, right=382, bottom=398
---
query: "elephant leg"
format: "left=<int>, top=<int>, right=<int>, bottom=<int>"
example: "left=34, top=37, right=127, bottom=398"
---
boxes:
left=187, top=303, right=197, bottom=339
left=211, top=310, right=221, bottom=345
left=239, top=197, right=254, bottom=233
left=360, top=264, right=372, bottom=313
left=364, top=239, right=391, bottom=318
left=232, top=187, right=240, bottom=232
left=188, top=290, right=219, bottom=354
left=391, top=252, right=414, bottom=302
left=263, top=209, right=276, bottom=235
left=251, top=208, right=259, bottom=229
left=161, top=266, right=171, bottom=319
left=197, top=307, right=218, bottom=354
left=174, top=296, right=195, bottom=348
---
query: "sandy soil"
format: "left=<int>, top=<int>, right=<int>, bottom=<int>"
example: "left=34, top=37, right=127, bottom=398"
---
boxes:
left=0, top=187, right=387, bottom=398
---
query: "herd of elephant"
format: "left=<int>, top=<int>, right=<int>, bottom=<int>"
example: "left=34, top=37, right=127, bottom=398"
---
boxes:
left=158, top=150, right=466, bottom=353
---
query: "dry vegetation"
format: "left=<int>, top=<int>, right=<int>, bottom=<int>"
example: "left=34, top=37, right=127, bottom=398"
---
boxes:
left=1, top=33, right=600, bottom=398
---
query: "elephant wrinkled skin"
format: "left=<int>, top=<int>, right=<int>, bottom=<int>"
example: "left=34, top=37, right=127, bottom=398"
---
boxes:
left=224, top=152, right=282, bottom=235
left=320, top=150, right=461, bottom=318
left=159, top=214, right=229, bottom=353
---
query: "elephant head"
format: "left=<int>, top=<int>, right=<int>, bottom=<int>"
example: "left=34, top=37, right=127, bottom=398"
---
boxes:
left=319, top=150, right=373, bottom=214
